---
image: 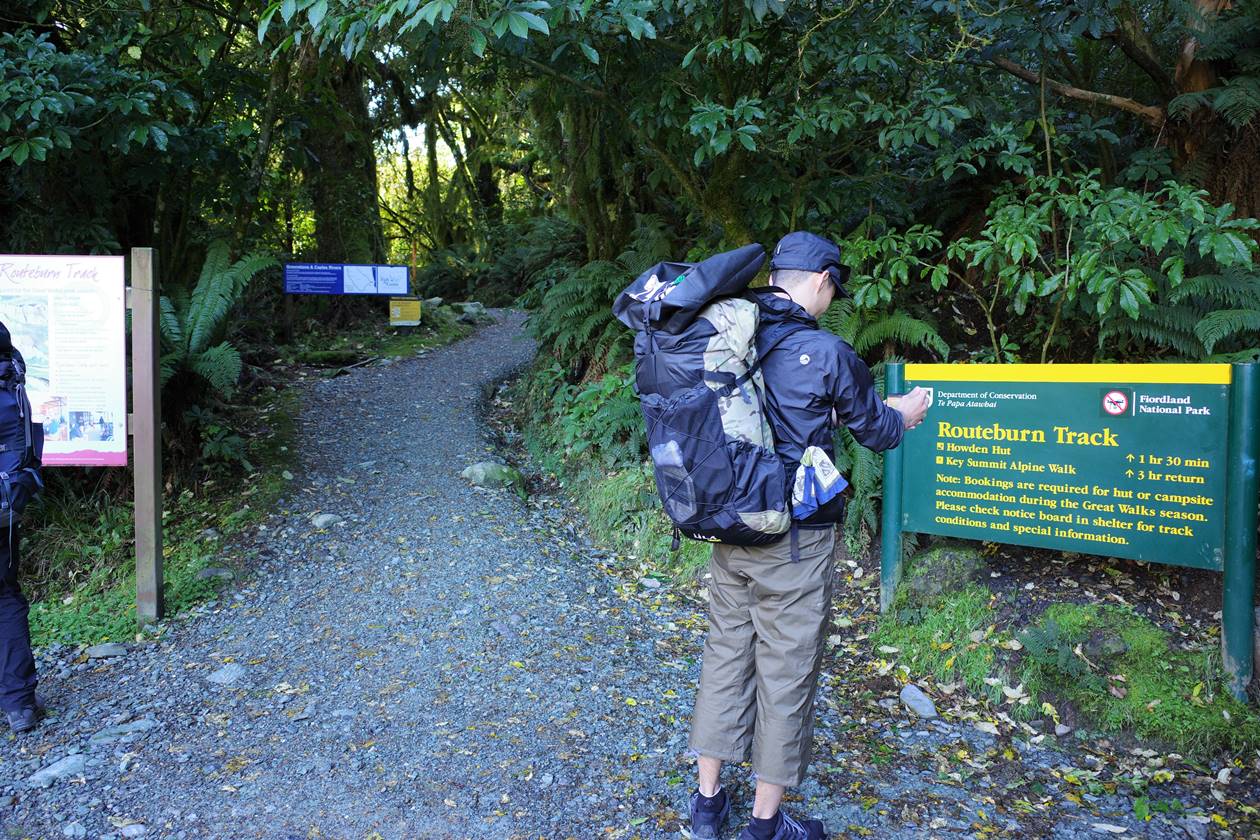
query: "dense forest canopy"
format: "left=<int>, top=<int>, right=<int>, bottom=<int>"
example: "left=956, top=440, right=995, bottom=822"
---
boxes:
left=2, top=0, right=1259, bottom=475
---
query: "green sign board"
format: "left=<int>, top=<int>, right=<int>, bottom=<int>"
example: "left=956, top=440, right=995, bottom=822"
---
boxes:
left=900, top=364, right=1230, bottom=571
left=880, top=362, right=1258, bottom=701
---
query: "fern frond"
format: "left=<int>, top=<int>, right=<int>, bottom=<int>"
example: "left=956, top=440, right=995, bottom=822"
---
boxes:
left=1196, top=308, right=1260, bottom=353
left=159, top=355, right=179, bottom=387
left=853, top=311, right=949, bottom=359
left=1100, top=307, right=1203, bottom=357
left=1169, top=268, right=1260, bottom=308
left=1214, top=77, right=1260, bottom=128
left=185, top=242, right=275, bottom=354
left=616, top=214, right=673, bottom=275
left=158, top=296, right=184, bottom=348
left=818, top=298, right=858, bottom=343
left=188, top=341, right=243, bottom=395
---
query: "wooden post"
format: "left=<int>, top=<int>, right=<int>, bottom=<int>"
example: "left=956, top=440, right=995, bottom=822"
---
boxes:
left=128, top=248, right=164, bottom=624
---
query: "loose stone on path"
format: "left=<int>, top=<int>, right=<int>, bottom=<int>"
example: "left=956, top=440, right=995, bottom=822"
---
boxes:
left=206, top=663, right=247, bottom=685
left=28, top=754, right=87, bottom=789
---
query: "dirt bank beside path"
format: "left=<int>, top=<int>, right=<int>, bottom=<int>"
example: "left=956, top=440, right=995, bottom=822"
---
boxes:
left=2, top=312, right=1247, bottom=839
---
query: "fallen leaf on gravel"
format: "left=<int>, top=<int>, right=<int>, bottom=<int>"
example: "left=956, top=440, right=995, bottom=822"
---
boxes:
left=974, top=721, right=999, bottom=735
left=1090, top=824, right=1127, bottom=833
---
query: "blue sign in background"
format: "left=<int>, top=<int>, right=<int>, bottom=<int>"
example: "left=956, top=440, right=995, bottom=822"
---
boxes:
left=283, top=263, right=409, bottom=296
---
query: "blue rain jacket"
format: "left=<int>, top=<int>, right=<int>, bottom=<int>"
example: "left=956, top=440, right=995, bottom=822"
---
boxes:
left=751, top=290, right=905, bottom=528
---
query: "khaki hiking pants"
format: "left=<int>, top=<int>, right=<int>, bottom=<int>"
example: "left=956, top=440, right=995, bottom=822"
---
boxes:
left=688, top=526, right=836, bottom=787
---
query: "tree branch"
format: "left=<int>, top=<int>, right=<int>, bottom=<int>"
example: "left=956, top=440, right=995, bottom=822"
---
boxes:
left=1109, top=5, right=1178, bottom=100
left=991, top=56, right=1165, bottom=128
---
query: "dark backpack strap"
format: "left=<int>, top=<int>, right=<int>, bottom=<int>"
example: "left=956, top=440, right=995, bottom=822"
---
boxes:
left=748, top=321, right=811, bottom=378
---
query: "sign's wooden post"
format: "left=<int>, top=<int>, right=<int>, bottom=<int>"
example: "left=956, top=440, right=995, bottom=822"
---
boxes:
left=128, top=248, right=164, bottom=623
left=1223, top=362, right=1257, bottom=700
left=880, top=361, right=905, bottom=613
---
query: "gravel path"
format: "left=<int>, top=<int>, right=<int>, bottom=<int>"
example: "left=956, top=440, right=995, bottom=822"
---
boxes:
left=1, top=313, right=1236, bottom=839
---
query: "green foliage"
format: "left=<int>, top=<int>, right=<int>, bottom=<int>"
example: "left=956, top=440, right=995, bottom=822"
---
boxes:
left=872, top=585, right=1003, bottom=701
left=1018, top=618, right=1103, bottom=691
left=26, top=388, right=299, bottom=643
left=1019, top=604, right=1260, bottom=757
left=1103, top=265, right=1260, bottom=359
left=817, top=299, right=943, bottom=558
left=516, top=361, right=707, bottom=577
left=160, top=242, right=276, bottom=397
left=527, top=215, right=671, bottom=376
left=524, top=361, right=643, bottom=469
left=0, top=31, right=186, bottom=167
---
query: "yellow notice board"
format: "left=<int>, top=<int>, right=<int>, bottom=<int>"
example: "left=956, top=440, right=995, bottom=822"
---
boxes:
left=389, top=297, right=421, bottom=326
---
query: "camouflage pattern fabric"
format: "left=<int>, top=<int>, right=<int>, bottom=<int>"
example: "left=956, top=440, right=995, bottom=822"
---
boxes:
left=700, top=298, right=774, bottom=448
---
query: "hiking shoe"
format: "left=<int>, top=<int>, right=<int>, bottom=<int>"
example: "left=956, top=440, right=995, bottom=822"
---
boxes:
left=689, top=788, right=731, bottom=839
left=5, top=695, right=46, bottom=734
left=738, top=810, right=827, bottom=840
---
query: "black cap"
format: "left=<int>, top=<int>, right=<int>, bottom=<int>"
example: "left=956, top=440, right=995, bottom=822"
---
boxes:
left=769, top=231, right=849, bottom=297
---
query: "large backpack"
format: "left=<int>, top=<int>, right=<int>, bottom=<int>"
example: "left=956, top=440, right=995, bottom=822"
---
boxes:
left=613, top=244, right=805, bottom=547
left=0, top=321, right=43, bottom=529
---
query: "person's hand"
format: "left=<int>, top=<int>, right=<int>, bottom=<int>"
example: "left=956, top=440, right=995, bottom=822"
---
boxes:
left=892, top=386, right=929, bottom=430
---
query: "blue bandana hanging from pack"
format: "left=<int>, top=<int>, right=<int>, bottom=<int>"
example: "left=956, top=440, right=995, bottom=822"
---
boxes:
left=791, top=446, right=848, bottom=520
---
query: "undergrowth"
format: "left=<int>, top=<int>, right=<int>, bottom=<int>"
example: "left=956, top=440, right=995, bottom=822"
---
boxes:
left=293, top=304, right=472, bottom=367
left=873, top=584, right=1007, bottom=704
left=25, top=387, right=298, bottom=645
left=1019, top=603, right=1260, bottom=757
left=516, top=360, right=709, bottom=578
left=880, top=543, right=1260, bottom=759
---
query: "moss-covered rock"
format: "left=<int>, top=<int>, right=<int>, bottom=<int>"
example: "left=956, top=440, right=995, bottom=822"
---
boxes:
left=903, top=542, right=985, bottom=607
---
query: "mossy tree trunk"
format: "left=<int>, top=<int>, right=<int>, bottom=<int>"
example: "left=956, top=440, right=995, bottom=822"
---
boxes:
left=301, top=57, right=386, bottom=265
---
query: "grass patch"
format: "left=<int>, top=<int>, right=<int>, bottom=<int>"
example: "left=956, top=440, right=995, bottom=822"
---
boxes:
left=873, top=584, right=1005, bottom=699
left=1018, top=603, right=1260, bottom=757
left=579, top=463, right=709, bottom=577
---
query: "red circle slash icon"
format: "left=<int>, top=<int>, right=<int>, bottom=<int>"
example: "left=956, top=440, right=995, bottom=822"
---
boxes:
left=1103, top=390, right=1129, bottom=416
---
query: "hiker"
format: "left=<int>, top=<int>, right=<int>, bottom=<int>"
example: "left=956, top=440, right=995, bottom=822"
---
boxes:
left=687, top=232, right=929, bottom=840
left=0, top=322, right=45, bottom=733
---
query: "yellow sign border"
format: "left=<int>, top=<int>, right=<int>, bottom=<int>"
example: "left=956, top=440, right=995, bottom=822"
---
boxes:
left=904, top=363, right=1230, bottom=385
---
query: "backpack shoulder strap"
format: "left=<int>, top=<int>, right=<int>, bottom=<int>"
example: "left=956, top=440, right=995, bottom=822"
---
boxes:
left=749, top=320, right=812, bottom=377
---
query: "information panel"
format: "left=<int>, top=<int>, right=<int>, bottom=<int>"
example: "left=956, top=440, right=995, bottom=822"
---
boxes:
left=283, top=263, right=409, bottom=296
left=0, top=255, right=128, bottom=466
left=900, top=364, right=1230, bottom=571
